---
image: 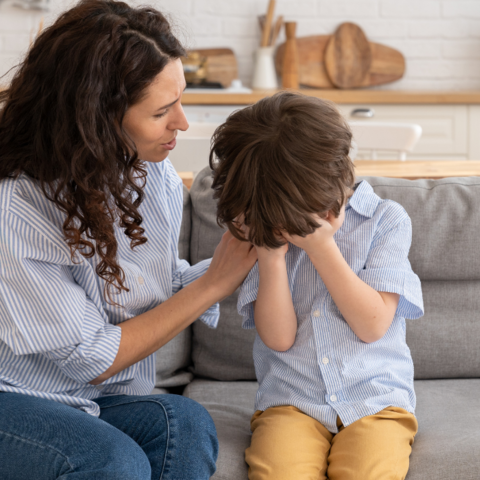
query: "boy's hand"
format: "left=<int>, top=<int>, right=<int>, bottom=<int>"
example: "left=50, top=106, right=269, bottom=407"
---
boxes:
left=281, top=207, right=345, bottom=255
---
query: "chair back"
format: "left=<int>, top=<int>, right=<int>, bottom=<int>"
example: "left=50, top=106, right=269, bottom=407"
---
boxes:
left=349, top=121, right=422, bottom=160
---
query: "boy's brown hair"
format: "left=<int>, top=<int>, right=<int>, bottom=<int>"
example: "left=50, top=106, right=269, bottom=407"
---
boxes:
left=210, top=91, right=355, bottom=249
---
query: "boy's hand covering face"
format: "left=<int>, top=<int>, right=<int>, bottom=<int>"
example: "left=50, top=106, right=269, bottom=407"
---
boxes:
left=281, top=205, right=346, bottom=254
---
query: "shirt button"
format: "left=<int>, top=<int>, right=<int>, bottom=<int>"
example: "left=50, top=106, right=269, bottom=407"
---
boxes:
left=322, top=357, right=329, bottom=365
left=313, top=310, right=320, bottom=317
left=330, top=394, right=337, bottom=402
left=138, top=276, right=145, bottom=285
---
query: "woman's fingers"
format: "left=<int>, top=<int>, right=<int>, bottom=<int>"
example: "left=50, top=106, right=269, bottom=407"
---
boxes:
left=206, top=231, right=258, bottom=298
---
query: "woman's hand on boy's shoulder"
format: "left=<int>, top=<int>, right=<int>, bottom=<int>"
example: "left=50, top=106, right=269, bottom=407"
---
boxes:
left=204, top=231, right=258, bottom=300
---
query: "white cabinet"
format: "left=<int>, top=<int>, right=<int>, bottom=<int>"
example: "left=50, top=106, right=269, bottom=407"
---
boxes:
left=468, top=106, right=480, bottom=160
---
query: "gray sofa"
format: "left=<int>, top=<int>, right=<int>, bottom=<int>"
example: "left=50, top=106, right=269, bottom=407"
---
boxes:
left=154, top=167, right=480, bottom=480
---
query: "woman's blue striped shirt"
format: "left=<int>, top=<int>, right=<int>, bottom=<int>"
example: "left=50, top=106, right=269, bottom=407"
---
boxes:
left=0, top=159, right=218, bottom=416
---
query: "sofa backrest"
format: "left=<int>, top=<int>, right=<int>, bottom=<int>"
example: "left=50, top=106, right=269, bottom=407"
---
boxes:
left=188, top=167, right=480, bottom=381
left=361, top=176, right=480, bottom=379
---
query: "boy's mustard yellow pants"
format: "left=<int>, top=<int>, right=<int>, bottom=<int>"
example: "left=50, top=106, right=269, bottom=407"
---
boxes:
left=245, top=405, right=418, bottom=480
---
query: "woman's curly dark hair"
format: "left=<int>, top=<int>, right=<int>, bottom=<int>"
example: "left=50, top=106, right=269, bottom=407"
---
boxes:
left=0, top=0, right=186, bottom=303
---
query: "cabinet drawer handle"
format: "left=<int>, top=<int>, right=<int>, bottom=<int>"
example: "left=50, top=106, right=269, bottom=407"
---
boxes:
left=351, top=108, right=375, bottom=118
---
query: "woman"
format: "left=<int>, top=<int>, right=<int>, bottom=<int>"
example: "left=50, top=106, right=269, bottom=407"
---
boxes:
left=0, top=1, right=257, bottom=478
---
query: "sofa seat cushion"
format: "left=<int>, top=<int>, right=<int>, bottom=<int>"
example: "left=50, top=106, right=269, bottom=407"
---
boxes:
left=410, top=379, right=480, bottom=480
left=184, top=379, right=480, bottom=480
left=184, top=380, right=257, bottom=480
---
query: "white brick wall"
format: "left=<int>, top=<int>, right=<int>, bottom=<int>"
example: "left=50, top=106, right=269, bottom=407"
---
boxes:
left=1, top=0, right=480, bottom=90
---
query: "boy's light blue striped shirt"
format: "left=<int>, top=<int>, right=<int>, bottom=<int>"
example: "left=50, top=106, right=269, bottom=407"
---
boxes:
left=238, top=180, right=424, bottom=433
left=0, top=159, right=219, bottom=416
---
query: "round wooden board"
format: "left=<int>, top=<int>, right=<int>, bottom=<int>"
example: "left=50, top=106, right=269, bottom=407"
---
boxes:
left=324, top=23, right=372, bottom=89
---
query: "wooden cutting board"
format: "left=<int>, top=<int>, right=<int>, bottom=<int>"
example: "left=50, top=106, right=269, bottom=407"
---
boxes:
left=187, top=48, right=238, bottom=88
left=324, top=22, right=372, bottom=89
left=275, top=35, right=405, bottom=89
left=275, top=35, right=334, bottom=88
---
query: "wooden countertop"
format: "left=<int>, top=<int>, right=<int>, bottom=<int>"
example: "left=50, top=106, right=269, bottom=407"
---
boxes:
left=2, top=84, right=480, bottom=105
left=182, top=89, right=480, bottom=105
left=180, top=160, right=480, bottom=188
left=355, top=160, right=480, bottom=180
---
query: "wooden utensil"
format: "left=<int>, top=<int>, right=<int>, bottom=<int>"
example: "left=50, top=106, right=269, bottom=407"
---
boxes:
left=275, top=35, right=405, bottom=89
left=324, top=22, right=372, bottom=89
left=270, top=15, right=283, bottom=46
left=261, top=0, right=276, bottom=47
left=282, top=22, right=299, bottom=89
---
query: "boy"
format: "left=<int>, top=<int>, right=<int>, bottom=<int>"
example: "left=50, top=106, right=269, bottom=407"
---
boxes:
left=209, top=92, right=424, bottom=480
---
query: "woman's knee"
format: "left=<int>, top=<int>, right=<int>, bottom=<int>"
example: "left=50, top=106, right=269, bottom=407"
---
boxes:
left=86, top=437, right=151, bottom=480
left=158, top=394, right=218, bottom=452
left=150, top=394, right=219, bottom=479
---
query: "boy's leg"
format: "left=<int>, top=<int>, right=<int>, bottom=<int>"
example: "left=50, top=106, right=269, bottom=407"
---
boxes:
left=245, top=405, right=333, bottom=480
left=327, top=406, right=418, bottom=480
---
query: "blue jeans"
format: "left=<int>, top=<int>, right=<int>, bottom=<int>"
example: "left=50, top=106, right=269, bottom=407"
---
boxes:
left=0, top=392, right=218, bottom=479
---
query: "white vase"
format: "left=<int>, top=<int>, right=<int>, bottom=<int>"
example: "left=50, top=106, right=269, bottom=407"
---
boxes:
left=252, top=46, right=278, bottom=90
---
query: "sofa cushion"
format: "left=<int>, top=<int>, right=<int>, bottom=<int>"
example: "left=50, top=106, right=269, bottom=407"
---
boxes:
left=153, top=185, right=194, bottom=390
left=361, top=176, right=480, bottom=379
left=407, top=280, right=480, bottom=379
left=184, top=379, right=257, bottom=480
left=408, top=379, right=480, bottom=480
left=360, top=176, right=480, bottom=281
left=184, top=378, right=480, bottom=480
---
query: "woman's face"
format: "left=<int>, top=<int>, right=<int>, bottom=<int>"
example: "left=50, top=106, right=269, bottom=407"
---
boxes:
left=122, top=58, right=189, bottom=163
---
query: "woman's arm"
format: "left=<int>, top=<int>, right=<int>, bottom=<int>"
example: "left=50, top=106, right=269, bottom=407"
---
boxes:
left=253, top=244, right=297, bottom=352
left=90, top=231, right=257, bottom=385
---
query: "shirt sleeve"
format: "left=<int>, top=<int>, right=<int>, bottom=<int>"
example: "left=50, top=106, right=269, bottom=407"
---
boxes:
left=172, top=257, right=219, bottom=328
left=358, top=217, right=424, bottom=320
left=0, top=210, right=121, bottom=383
left=237, top=261, right=259, bottom=329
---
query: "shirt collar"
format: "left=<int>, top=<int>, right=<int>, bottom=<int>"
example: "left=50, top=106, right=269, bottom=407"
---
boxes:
left=346, top=180, right=381, bottom=218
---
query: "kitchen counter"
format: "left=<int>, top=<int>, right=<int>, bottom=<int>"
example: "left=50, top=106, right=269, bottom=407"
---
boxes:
left=181, top=90, right=480, bottom=105
left=354, top=160, right=480, bottom=179
left=2, top=85, right=480, bottom=105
